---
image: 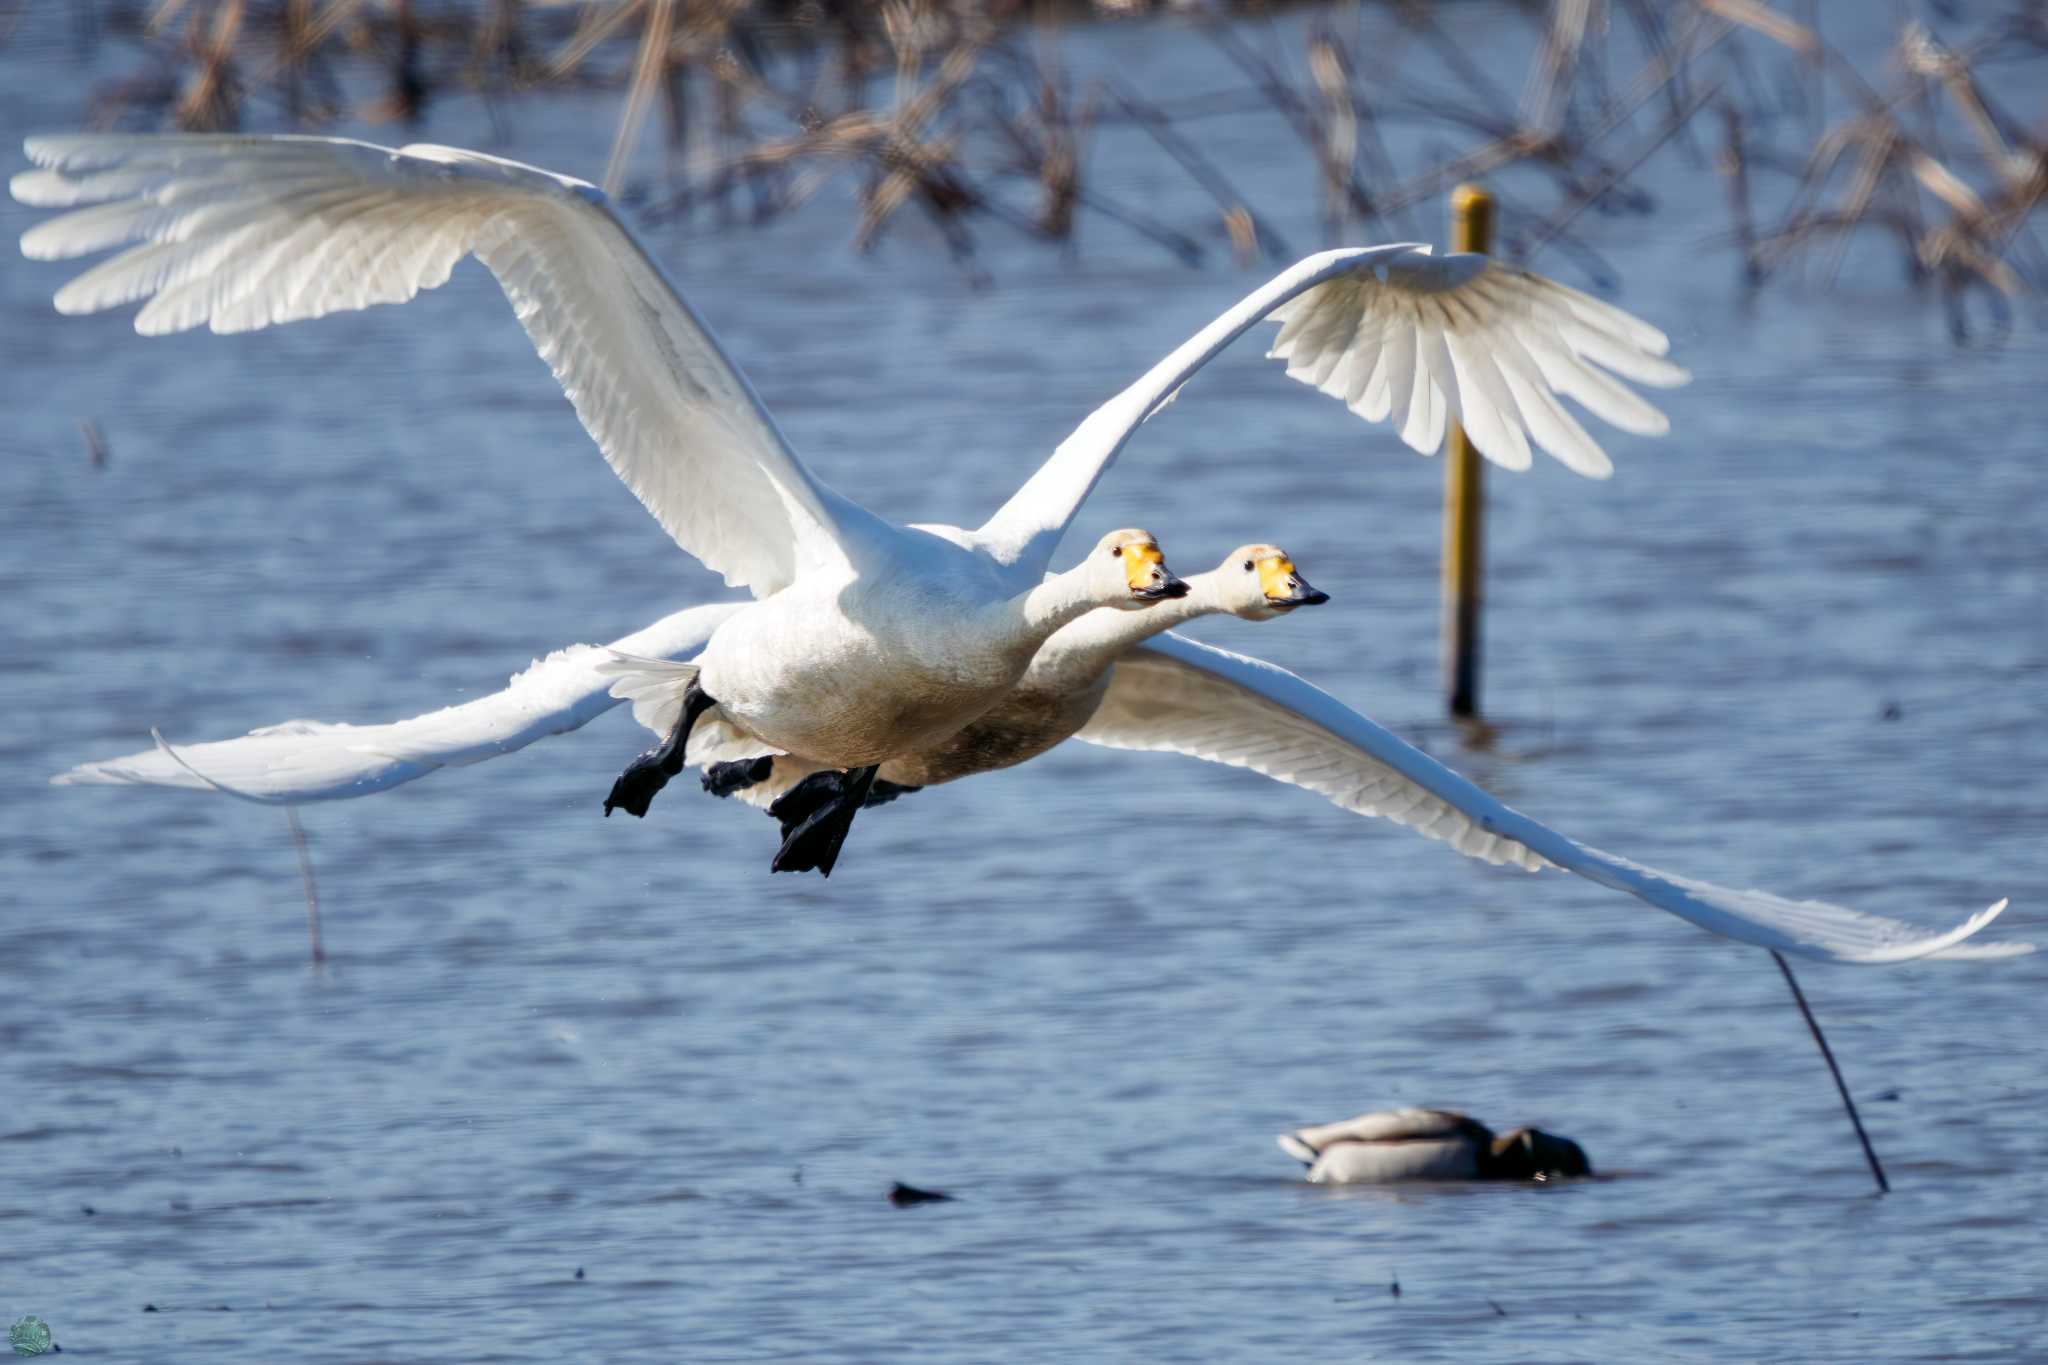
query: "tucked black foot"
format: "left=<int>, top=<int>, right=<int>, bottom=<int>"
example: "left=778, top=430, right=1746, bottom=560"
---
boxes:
left=763, top=770, right=922, bottom=840
left=769, top=764, right=879, bottom=877
left=766, top=770, right=848, bottom=843
left=701, top=754, right=775, bottom=799
left=603, top=677, right=717, bottom=818
left=864, top=779, right=923, bottom=809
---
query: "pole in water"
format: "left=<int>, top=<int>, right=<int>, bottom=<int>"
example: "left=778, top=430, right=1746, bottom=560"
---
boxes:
left=1442, top=183, right=1493, bottom=720
left=286, top=806, right=324, bottom=965
left=1772, top=950, right=1888, bottom=1194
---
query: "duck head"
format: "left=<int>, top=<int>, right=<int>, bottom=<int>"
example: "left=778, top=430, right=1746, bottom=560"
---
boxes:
left=1093, top=528, right=1188, bottom=609
left=1213, top=543, right=1329, bottom=620
left=1482, top=1127, right=1592, bottom=1180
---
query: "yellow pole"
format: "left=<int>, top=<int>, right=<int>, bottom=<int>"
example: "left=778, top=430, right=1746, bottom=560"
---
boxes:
left=1442, top=183, right=1493, bottom=720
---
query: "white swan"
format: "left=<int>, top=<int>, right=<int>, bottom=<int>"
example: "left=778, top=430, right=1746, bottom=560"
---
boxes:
left=605, top=544, right=1329, bottom=840
left=55, top=604, right=2027, bottom=964
left=16, top=132, right=1684, bottom=871
left=1278, top=1109, right=1591, bottom=1183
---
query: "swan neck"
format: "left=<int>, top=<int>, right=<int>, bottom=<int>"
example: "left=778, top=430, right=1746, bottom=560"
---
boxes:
left=1029, top=572, right=1224, bottom=687
left=1008, top=568, right=1103, bottom=647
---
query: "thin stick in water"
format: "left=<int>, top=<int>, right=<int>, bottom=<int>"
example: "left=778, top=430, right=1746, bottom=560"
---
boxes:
left=286, top=806, right=324, bottom=965
left=1771, top=949, right=1887, bottom=1194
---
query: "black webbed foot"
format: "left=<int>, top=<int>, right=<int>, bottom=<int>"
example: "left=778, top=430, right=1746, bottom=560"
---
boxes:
left=701, top=755, right=775, bottom=799
left=603, top=677, right=716, bottom=818
left=604, top=751, right=672, bottom=819
left=766, top=770, right=847, bottom=843
left=763, top=770, right=921, bottom=840
left=769, top=765, right=879, bottom=877
left=864, top=779, right=922, bottom=809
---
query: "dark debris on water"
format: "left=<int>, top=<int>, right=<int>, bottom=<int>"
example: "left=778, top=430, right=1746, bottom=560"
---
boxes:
left=889, top=1182, right=952, bottom=1207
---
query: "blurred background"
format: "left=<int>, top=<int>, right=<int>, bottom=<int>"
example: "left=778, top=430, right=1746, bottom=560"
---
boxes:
left=2, top=1, right=2044, bottom=1360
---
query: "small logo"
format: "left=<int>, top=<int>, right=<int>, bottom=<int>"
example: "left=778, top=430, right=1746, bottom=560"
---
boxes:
left=8, top=1317, right=51, bottom=1357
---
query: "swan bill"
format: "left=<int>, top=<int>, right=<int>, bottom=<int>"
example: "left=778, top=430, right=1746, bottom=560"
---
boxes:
left=1133, top=576, right=1191, bottom=601
left=1255, top=553, right=1328, bottom=609
left=1113, top=534, right=1187, bottom=601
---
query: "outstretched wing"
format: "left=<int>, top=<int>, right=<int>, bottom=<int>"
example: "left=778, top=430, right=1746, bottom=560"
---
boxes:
left=978, top=245, right=1688, bottom=574
left=14, top=134, right=879, bottom=595
left=51, top=602, right=749, bottom=804
left=1076, top=634, right=2025, bottom=965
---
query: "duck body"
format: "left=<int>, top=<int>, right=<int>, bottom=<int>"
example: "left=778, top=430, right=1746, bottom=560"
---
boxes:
left=1278, top=1108, right=1591, bottom=1184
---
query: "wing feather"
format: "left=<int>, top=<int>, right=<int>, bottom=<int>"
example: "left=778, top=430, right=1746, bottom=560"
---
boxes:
left=979, top=245, right=1686, bottom=573
left=1077, top=634, right=2027, bottom=965
left=14, top=133, right=873, bottom=595
left=49, top=602, right=750, bottom=804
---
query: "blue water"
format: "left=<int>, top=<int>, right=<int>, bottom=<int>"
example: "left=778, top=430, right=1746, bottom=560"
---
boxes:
left=3, top=5, right=2044, bottom=1361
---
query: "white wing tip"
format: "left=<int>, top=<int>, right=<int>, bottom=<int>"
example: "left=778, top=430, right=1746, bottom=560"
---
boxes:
left=1276, top=1133, right=1317, bottom=1164
left=1844, top=895, right=2027, bottom=964
left=1923, top=899, right=2032, bottom=960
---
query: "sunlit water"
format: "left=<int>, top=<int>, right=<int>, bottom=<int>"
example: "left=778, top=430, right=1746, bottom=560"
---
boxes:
left=2, top=6, right=2044, bottom=1361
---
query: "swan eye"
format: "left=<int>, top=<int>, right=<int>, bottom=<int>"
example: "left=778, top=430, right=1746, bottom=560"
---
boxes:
left=1109, top=546, right=1122, bottom=558
left=1242, top=560, right=1254, bottom=572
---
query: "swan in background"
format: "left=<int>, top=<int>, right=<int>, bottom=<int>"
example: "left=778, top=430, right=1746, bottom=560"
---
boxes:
left=1278, top=1109, right=1591, bottom=1183
left=17, top=132, right=1685, bottom=869
left=56, top=597, right=2027, bottom=962
left=607, top=543, right=1330, bottom=846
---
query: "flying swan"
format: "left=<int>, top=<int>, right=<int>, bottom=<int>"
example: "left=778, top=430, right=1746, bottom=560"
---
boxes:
left=15, top=131, right=1688, bottom=873
left=55, top=591, right=2026, bottom=964
left=606, top=542, right=1331, bottom=847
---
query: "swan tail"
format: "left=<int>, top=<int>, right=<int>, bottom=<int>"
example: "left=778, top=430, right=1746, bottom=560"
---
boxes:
left=600, top=651, right=701, bottom=738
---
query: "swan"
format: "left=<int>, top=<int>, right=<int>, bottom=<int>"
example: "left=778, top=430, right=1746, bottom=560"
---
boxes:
left=606, top=522, right=1190, bottom=874
left=605, top=543, right=1330, bottom=846
left=1278, top=1109, right=1590, bottom=1183
left=55, top=604, right=2027, bottom=964
left=16, top=132, right=1687, bottom=869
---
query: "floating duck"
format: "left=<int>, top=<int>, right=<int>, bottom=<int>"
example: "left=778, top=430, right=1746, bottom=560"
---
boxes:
left=1279, top=1108, right=1591, bottom=1183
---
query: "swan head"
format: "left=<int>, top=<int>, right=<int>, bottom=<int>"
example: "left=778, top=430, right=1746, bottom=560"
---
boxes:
left=1092, top=528, right=1188, bottom=609
left=1219, top=544, right=1329, bottom=620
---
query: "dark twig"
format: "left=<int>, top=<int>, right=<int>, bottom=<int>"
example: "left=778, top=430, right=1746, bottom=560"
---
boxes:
left=285, top=806, right=324, bottom=966
left=1771, top=949, right=1887, bottom=1194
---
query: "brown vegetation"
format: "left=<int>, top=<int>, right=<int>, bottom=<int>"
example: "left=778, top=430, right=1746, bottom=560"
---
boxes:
left=35, top=0, right=2047, bottom=312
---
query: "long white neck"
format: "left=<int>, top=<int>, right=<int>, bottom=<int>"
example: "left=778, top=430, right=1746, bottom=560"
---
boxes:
left=985, top=563, right=1121, bottom=660
left=1023, top=570, right=1228, bottom=693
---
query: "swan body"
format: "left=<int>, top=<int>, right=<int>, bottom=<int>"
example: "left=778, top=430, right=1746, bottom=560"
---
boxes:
left=1278, top=1109, right=1591, bottom=1184
left=690, top=526, right=1182, bottom=770
left=660, top=545, right=1327, bottom=802
left=17, top=131, right=1692, bottom=870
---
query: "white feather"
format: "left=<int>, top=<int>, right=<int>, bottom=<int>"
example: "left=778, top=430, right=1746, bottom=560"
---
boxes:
left=1076, top=634, right=2027, bottom=966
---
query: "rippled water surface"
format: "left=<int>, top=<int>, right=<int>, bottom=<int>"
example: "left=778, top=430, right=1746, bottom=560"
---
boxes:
left=3, top=6, right=2045, bottom=1361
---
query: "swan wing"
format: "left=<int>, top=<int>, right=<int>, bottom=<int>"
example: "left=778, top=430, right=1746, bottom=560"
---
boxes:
left=1076, top=634, right=2026, bottom=965
left=979, top=245, right=1688, bottom=573
left=50, top=602, right=748, bottom=804
left=14, top=134, right=867, bottom=595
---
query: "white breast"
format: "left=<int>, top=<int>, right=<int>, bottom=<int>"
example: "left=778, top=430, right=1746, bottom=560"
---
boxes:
left=698, top=571, right=1030, bottom=769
